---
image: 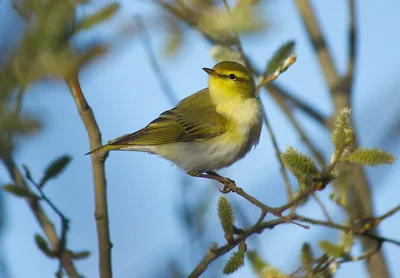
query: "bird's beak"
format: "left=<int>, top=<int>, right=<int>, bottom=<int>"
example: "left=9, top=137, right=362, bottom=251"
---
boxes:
left=202, top=68, right=215, bottom=75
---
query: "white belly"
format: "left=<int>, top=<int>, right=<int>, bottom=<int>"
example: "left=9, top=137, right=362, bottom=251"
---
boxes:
left=153, top=122, right=262, bottom=171
left=153, top=137, right=245, bottom=171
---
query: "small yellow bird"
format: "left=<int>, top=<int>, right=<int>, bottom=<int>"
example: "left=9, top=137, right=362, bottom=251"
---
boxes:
left=87, top=61, right=262, bottom=181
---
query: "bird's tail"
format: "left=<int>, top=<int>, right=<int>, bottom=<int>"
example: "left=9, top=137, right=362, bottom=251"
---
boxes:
left=85, top=144, right=121, bottom=156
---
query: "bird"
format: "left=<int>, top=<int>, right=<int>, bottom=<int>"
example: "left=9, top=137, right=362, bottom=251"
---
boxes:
left=86, top=61, right=263, bottom=185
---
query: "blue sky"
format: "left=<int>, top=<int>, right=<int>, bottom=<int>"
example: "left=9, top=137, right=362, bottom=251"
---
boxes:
left=1, top=0, right=400, bottom=277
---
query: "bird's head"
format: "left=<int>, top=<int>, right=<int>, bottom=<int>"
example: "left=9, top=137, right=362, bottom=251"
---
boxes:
left=203, top=61, right=256, bottom=99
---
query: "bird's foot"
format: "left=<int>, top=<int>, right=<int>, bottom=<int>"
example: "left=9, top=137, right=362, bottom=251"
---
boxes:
left=187, top=170, right=236, bottom=194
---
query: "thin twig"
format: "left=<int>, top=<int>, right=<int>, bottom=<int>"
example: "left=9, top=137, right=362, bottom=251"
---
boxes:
left=0, top=155, right=80, bottom=277
left=338, top=242, right=383, bottom=264
left=267, top=83, right=327, bottom=130
left=15, top=87, right=25, bottom=120
left=311, top=194, right=333, bottom=223
left=376, top=205, right=400, bottom=222
left=188, top=206, right=400, bottom=278
left=66, top=73, right=112, bottom=278
left=136, top=16, right=179, bottom=105
left=294, top=0, right=340, bottom=92
left=262, top=110, right=295, bottom=213
left=295, top=215, right=400, bottom=246
left=30, top=180, right=70, bottom=277
left=344, top=0, right=357, bottom=95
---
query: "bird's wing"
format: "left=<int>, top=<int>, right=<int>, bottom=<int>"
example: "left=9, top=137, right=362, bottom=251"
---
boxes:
left=108, top=89, right=227, bottom=146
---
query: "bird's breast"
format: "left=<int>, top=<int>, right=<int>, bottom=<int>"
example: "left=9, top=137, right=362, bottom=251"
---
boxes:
left=216, top=98, right=262, bottom=137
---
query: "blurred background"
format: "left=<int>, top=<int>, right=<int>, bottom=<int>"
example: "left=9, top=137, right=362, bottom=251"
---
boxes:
left=0, top=0, right=400, bottom=277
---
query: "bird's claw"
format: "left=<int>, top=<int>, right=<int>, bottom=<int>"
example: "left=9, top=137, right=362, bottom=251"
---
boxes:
left=219, top=185, right=232, bottom=194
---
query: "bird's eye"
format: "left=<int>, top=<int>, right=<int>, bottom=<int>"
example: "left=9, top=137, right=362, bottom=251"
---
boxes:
left=229, top=74, right=237, bottom=80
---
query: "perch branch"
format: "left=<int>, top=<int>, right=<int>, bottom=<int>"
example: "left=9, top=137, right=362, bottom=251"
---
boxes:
left=188, top=204, right=400, bottom=278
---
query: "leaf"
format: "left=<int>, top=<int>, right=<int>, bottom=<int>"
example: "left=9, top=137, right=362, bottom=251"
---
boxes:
left=34, top=233, right=57, bottom=258
left=3, top=184, right=35, bottom=198
left=331, top=107, right=353, bottom=153
left=39, top=155, right=72, bottom=187
left=247, top=250, right=268, bottom=275
left=341, top=148, right=395, bottom=166
left=71, top=250, right=91, bottom=260
left=77, top=3, right=120, bottom=31
left=22, top=164, right=34, bottom=183
left=223, top=249, right=245, bottom=274
left=301, top=243, right=314, bottom=273
left=340, top=231, right=354, bottom=253
left=217, top=196, right=235, bottom=242
left=265, top=41, right=296, bottom=77
left=281, top=147, right=318, bottom=181
left=319, top=240, right=344, bottom=259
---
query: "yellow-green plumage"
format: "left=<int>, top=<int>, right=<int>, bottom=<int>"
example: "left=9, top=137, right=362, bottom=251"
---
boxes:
left=87, top=61, right=263, bottom=172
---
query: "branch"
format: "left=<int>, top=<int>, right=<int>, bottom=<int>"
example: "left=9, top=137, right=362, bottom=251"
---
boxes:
left=343, top=0, right=357, bottom=95
left=136, top=16, right=179, bottom=105
left=260, top=93, right=294, bottom=214
left=65, top=73, right=112, bottom=278
left=294, top=0, right=340, bottom=92
left=188, top=207, right=400, bottom=278
left=31, top=181, right=70, bottom=277
left=295, top=215, right=400, bottom=246
left=264, top=85, right=332, bottom=222
left=0, top=155, right=80, bottom=277
left=267, top=83, right=327, bottom=128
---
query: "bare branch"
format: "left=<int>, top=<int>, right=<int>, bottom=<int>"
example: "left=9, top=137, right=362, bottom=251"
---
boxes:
left=30, top=179, right=70, bottom=277
left=66, top=73, right=112, bottom=278
left=189, top=207, right=400, bottom=278
left=136, top=16, right=179, bottom=105
left=268, top=83, right=327, bottom=127
left=0, top=155, right=80, bottom=277
left=343, top=0, right=357, bottom=95
left=294, top=0, right=340, bottom=92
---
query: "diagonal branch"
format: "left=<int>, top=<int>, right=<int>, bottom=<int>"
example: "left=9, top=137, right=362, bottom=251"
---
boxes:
left=268, top=83, right=327, bottom=127
left=30, top=179, right=70, bottom=277
left=294, top=0, right=340, bottom=92
left=188, top=207, right=400, bottom=278
left=343, top=0, right=357, bottom=95
left=136, top=16, right=179, bottom=105
left=0, top=155, right=80, bottom=277
left=66, top=73, right=112, bottom=278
